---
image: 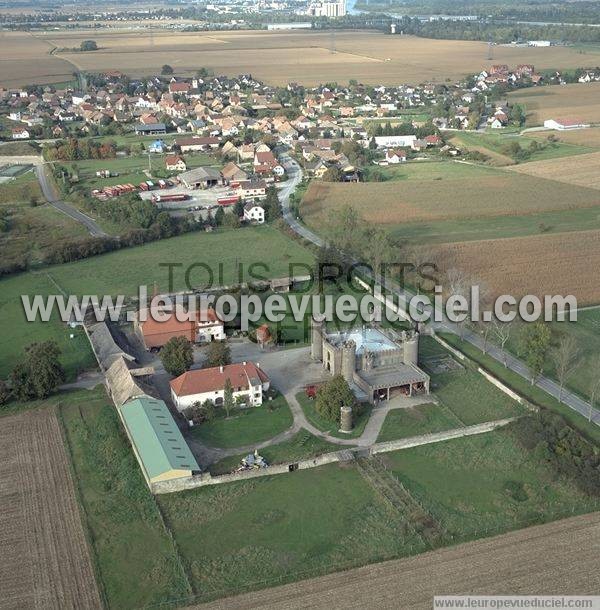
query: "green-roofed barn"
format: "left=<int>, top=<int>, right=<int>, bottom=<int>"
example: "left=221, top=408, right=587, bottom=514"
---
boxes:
left=118, top=396, right=200, bottom=485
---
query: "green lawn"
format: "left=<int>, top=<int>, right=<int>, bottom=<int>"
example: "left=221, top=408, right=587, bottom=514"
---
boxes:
left=59, top=387, right=192, bottom=609
left=295, top=391, right=372, bottom=439
left=377, top=403, right=462, bottom=442
left=431, top=368, right=526, bottom=426
left=0, top=272, right=96, bottom=379
left=369, top=159, right=488, bottom=182
left=158, top=462, right=427, bottom=602
left=385, top=429, right=600, bottom=542
left=208, top=430, right=341, bottom=475
left=190, top=395, right=293, bottom=449
left=392, top=206, right=600, bottom=245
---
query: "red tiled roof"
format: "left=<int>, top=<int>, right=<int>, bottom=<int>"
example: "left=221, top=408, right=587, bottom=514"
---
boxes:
left=170, top=362, right=269, bottom=396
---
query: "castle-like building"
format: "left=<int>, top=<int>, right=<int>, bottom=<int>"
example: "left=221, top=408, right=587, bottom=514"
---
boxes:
left=311, top=321, right=430, bottom=404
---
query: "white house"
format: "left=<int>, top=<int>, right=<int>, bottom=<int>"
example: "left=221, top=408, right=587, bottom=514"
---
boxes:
left=12, top=127, right=30, bottom=140
left=373, top=135, right=417, bottom=149
left=243, top=202, right=265, bottom=224
left=170, top=362, right=271, bottom=411
left=543, top=118, right=590, bottom=131
left=385, top=149, right=407, bottom=164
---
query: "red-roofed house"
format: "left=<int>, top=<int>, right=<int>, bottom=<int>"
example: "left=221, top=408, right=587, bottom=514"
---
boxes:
left=170, top=361, right=270, bottom=410
left=165, top=154, right=187, bottom=172
left=169, top=82, right=191, bottom=95
left=135, top=306, right=224, bottom=349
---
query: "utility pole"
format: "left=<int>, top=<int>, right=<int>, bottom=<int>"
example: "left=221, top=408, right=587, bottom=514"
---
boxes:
left=487, top=41, right=493, bottom=61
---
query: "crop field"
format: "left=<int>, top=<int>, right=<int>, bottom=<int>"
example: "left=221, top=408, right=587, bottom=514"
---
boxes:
left=508, top=151, right=600, bottom=190
left=0, top=407, right=102, bottom=609
left=302, top=162, right=600, bottom=229
left=508, top=83, right=600, bottom=126
left=427, top=228, right=600, bottom=304
left=3, top=29, right=600, bottom=87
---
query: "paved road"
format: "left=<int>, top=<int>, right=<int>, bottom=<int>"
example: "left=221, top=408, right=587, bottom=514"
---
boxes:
left=276, top=152, right=600, bottom=429
left=34, top=165, right=108, bottom=237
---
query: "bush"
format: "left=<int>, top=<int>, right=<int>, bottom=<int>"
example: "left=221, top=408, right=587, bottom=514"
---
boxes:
left=0, top=380, right=11, bottom=406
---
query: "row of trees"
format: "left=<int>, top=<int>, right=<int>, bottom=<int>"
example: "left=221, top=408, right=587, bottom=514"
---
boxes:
left=160, top=338, right=231, bottom=377
left=45, top=139, right=117, bottom=162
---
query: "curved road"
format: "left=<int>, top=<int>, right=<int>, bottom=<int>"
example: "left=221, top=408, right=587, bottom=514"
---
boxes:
left=35, top=165, right=107, bottom=237
left=276, top=152, right=600, bottom=429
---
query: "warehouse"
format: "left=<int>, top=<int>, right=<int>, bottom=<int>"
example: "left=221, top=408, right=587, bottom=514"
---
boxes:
left=117, top=396, right=200, bottom=485
left=178, top=166, right=223, bottom=189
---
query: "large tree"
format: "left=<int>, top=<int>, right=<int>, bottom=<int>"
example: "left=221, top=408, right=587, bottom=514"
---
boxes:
left=315, top=375, right=356, bottom=424
left=204, top=341, right=231, bottom=369
left=520, top=322, right=552, bottom=385
left=10, top=340, right=65, bottom=401
left=160, top=336, right=193, bottom=377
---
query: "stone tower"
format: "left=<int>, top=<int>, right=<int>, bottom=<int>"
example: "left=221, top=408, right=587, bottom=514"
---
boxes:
left=339, top=405, right=353, bottom=433
left=403, top=331, right=419, bottom=366
left=340, top=340, right=356, bottom=383
left=310, top=316, right=324, bottom=361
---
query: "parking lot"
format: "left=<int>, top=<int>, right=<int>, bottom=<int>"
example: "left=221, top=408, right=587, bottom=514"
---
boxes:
left=138, top=182, right=237, bottom=213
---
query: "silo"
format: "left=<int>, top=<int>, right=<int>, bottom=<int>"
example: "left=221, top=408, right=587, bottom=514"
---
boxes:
left=339, top=406, right=353, bottom=433
left=340, top=340, right=356, bottom=383
left=403, top=332, right=419, bottom=366
left=310, top=317, right=323, bottom=360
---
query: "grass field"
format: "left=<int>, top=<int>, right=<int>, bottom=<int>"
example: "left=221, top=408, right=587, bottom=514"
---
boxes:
left=158, top=463, right=427, bottom=601
left=427, top=228, right=600, bottom=304
left=508, top=151, right=600, bottom=190
left=59, top=387, right=192, bottom=609
left=529, top=127, right=600, bottom=148
left=190, top=395, right=293, bottom=449
left=4, top=29, right=600, bottom=87
left=295, top=391, right=372, bottom=439
left=385, top=428, right=599, bottom=541
left=0, top=226, right=313, bottom=379
left=1, top=403, right=102, bottom=609
left=508, top=83, right=600, bottom=126
left=377, top=403, right=460, bottom=442
left=302, top=161, right=600, bottom=230
left=393, top=205, right=600, bottom=244
left=451, top=131, right=593, bottom=165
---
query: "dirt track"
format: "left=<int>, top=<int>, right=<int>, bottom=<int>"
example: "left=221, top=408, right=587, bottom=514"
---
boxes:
left=0, top=408, right=102, bottom=610
left=192, top=512, right=600, bottom=610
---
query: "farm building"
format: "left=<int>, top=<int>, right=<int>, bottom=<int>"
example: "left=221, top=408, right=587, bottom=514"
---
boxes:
left=165, top=154, right=187, bottom=172
left=134, top=122, right=167, bottom=135
left=374, top=135, right=417, bottom=149
left=170, top=361, right=270, bottom=411
left=134, top=306, right=225, bottom=349
left=175, top=136, right=220, bottom=152
left=117, top=396, right=200, bottom=485
left=178, top=166, right=223, bottom=189
left=311, top=322, right=430, bottom=404
left=543, top=118, right=590, bottom=131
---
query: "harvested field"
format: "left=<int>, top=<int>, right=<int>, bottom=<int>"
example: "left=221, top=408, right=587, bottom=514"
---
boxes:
left=428, top=228, right=600, bottom=304
left=508, top=83, right=600, bottom=126
left=302, top=163, right=600, bottom=228
left=0, top=408, right=102, bottom=610
left=3, top=29, right=600, bottom=86
left=191, top=512, right=600, bottom=610
left=508, top=151, right=600, bottom=190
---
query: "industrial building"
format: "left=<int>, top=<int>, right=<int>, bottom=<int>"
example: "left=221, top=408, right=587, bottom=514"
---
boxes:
left=311, top=322, right=430, bottom=403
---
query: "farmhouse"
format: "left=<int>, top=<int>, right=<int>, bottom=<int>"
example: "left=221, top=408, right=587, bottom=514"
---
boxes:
left=311, top=322, right=430, bottom=404
left=221, top=161, right=248, bottom=184
left=117, top=396, right=200, bottom=485
left=244, top=201, right=265, bottom=224
left=165, top=154, right=187, bottom=172
left=237, top=179, right=267, bottom=199
left=543, top=118, right=590, bottom=131
left=134, top=306, right=225, bottom=349
left=175, top=136, right=220, bottom=152
left=170, top=361, right=271, bottom=411
left=178, top=166, right=223, bottom=189
left=385, top=149, right=407, bottom=164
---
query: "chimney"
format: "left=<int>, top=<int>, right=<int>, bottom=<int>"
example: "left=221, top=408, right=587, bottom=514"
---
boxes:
left=256, top=362, right=260, bottom=368
left=243, top=361, right=246, bottom=366
left=219, top=365, right=223, bottom=373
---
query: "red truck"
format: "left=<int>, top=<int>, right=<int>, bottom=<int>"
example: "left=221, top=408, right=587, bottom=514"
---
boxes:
left=152, top=193, right=189, bottom=203
left=217, top=195, right=240, bottom=206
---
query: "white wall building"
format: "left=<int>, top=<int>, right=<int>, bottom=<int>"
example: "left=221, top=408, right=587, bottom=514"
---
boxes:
left=308, top=0, right=346, bottom=17
left=543, top=118, right=590, bottom=131
left=170, top=362, right=271, bottom=411
left=374, top=135, right=417, bottom=149
left=243, top=202, right=265, bottom=224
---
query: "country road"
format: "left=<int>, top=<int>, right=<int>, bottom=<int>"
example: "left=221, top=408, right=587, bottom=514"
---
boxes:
left=34, top=164, right=107, bottom=237
left=276, top=153, right=600, bottom=429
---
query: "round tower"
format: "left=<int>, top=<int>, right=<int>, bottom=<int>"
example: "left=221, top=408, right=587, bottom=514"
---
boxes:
left=340, top=340, right=356, bottom=383
left=403, top=331, right=419, bottom=366
left=310, top=317, right=324, bottom=361
left=339, top=405, right=353, bottom=434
